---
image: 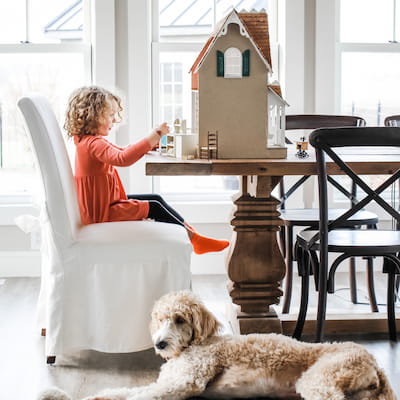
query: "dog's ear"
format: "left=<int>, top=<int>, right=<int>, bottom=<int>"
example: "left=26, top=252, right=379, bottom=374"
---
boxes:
left=191, top=302, right=221, bottom=342
left=150, top=309, right=160, bottom=336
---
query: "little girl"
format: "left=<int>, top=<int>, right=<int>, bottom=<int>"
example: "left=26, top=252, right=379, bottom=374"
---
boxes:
left=64, top=86, right=229, bottom=255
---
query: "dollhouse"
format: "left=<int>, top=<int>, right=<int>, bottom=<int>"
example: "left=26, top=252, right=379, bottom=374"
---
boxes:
left=190, top=9, right=288, bottom=159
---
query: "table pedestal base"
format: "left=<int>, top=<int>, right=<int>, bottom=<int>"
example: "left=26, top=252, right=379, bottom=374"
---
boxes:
left=226, top=176, right=285, bottom=334
left=227, top=302, right=282, bottom=335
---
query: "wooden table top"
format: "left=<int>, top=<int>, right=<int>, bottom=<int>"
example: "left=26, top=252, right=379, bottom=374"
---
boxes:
left=145, top=146, right=400, bottom=177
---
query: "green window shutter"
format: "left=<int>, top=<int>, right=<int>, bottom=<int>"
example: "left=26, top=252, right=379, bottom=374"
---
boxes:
left=216, top=50, right=224, bottom=76
left=242, top=49, right=250, bottom=76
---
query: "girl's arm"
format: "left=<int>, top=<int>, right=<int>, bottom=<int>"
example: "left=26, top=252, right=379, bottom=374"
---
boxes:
left=88, top=123, right=169, bottom=167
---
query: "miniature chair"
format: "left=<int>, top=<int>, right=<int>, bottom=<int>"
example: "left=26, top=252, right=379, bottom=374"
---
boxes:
left=384, top=115, right=400, bottom=127
left=279, top=115, right=379, bottom=314
left=17, top=94, right=192, bottom=364
left=293, top=126, right=400, bottom=342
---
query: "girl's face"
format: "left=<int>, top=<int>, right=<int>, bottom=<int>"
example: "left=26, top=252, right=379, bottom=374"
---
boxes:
left=97, top=102, right=117, bottom=136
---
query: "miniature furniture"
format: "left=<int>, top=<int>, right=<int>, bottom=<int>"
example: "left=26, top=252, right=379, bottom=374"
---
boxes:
left=17, top=94, right=192, bottom=364
left=279, top=115, right=379, bottom=314
left=200, top=132, right=218, bottom=160
left=293, top=126, right=400, bottom=342
left=384, top=115, right=400, bottom=127
left=146, top=148, right=400, bottom=336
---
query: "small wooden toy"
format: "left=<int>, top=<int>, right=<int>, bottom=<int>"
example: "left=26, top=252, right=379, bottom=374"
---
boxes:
left=295, top=136, right=309, bottom=158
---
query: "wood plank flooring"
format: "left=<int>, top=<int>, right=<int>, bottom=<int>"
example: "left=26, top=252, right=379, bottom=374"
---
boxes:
left=1, top=275, right=399, bottom=399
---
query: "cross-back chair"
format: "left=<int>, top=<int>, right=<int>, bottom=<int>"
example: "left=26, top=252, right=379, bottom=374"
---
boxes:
left=17, top=94, right=192, bottom=364
left=280, top=114, right=378, bottom=314
left=293, top=126, right=400, bottom=342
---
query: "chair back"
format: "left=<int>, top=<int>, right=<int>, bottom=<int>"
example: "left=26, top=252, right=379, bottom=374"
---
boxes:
left=309, top=126, right=400, bottom=245
left=17, top=94, right=81, bottom=248
left=384, top=115, right=400, bottom=127
left=286, top=114, right=366, bottom=134
left=280, top=114, right=366, bottom=208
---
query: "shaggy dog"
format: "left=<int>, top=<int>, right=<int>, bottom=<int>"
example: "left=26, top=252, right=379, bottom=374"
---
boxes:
left=39, top=290, right=396, bottom=400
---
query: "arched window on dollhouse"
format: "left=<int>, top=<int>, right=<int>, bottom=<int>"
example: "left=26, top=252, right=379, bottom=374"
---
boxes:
left=224, top=47, right=242, bottom=78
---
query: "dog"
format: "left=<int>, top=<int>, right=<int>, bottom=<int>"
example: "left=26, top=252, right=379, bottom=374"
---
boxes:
left=39, top=290, right=396, bottom=400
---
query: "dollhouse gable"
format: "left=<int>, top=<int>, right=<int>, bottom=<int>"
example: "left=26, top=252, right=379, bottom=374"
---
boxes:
left=190, top=9, right=287, bottom=159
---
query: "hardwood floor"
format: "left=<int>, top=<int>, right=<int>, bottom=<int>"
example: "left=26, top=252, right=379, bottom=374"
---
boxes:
left=1, top=275, right=399, bottom=399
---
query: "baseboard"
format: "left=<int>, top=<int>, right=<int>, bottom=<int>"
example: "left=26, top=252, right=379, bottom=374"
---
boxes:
left=0, top=251, right=41, bottom=277
left=281, top=312, right=400, bottom=337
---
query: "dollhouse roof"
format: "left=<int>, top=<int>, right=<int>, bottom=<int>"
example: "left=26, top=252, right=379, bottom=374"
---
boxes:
left=190, top=9, right=272, bottom=86
left=239, top=11, right=272, bottom=68
left=268, top=84, right=289, bottom=106
left=269, top=84, right=282, bottom=98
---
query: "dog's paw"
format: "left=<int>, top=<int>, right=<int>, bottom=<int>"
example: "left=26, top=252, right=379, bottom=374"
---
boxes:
left=37, top=387, right=72, bottom=400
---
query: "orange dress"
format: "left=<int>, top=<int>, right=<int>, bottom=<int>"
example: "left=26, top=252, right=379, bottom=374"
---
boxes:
left=74, top=135, right=152, bottom=225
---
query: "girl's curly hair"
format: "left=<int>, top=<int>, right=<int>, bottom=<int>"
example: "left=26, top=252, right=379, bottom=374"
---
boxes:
left=64, top=86, right=123, bottom=137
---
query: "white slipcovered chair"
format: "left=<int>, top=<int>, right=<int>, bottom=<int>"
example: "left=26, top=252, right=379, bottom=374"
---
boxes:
left=17, top=94, right=192, bottom=364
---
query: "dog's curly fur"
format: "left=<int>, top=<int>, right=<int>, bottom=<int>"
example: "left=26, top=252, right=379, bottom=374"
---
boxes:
left=38, top=290, right=396, bottom=400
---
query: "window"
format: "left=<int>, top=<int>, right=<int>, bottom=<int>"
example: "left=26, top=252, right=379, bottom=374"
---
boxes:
left=333, top=0, right=400, bottom=210
left=153, top=0, right=275, bottom=200
left=339, top=0, right=400, bottom=125
left=224, top=47, right=242, bottom=78
left=0, top=0, right=90, bottom=201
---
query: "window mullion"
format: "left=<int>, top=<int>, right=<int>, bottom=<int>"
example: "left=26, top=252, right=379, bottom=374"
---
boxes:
left=24, top=0, right=30, bottom=43
left=393, top=0, right=398, bottom=43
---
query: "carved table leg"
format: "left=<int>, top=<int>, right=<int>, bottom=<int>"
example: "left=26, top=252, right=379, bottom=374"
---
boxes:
left=226, top=175, right=285, bottom=334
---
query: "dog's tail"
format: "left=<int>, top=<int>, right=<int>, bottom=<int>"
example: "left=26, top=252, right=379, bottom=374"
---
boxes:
left=376, top=368, right=397, bottom=400
left=37, top=387, right=72, bottom=400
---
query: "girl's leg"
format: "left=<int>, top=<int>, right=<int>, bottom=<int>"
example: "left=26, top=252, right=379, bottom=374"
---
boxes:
left=147, top=200, right=185, bottom=226
left=128, top=194, right=229, bottom=255
left=127, top=194, right=184, bottom=223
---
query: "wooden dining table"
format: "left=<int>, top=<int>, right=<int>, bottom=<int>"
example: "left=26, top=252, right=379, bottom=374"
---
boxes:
left=145, top=145, right=400, bottom=336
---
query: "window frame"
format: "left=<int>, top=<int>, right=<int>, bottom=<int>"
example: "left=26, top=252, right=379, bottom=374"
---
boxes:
left=0, top=0, right=93, bottom=208
left=314, top=0, right=400, bottom=218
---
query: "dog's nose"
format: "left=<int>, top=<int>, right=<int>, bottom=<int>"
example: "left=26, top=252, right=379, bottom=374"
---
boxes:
left=156, top=340, right=168, bottom=350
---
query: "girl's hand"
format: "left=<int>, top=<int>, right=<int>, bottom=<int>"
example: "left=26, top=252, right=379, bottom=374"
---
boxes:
left=155, top=122, right=170, bottom=137
left=148, top=122, right=170, bottom=149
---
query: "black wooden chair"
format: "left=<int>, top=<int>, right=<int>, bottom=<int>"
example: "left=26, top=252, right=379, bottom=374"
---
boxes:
left=384, top=115, right=400, bottom=127
left=280, top=115, right=379, bottom=314
left=384, top=116, right=400, bottom=291
left=293, top=126, right=400, bottom=342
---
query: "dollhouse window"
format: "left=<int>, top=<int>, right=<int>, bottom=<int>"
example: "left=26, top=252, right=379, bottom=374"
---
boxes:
left=224, top=47, right=242, bottom=78
left=217, top=49, right=250, bottom=78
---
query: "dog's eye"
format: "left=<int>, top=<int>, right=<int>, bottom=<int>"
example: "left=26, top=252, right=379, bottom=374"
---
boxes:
left=367, top=384, right=377, bottom=391
left=175, top=316, right=185, bottom=324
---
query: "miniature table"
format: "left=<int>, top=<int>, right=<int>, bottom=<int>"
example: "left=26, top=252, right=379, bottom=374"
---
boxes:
left=145, top=146, right=400, bottom=335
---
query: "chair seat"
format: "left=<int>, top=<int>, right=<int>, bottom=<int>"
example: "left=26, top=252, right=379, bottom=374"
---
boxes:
left=297, top=229, right=400, bottom=255
left=75, top=220, right=191, bottom=263
left=280, top=208, right=378, bottom=226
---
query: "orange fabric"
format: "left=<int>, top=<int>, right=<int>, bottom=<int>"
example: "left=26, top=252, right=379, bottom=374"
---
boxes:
left=190, top=232, right=230, bottom=255
left=74, top=135, right=152, bottom=225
